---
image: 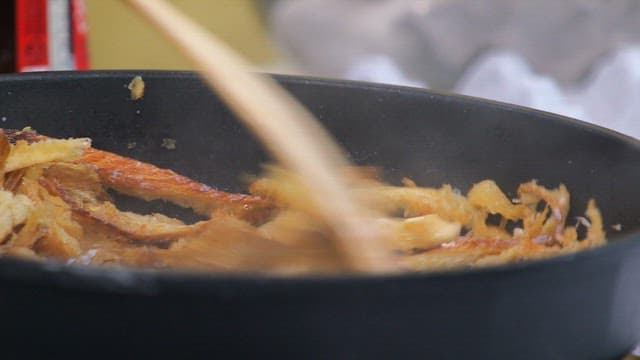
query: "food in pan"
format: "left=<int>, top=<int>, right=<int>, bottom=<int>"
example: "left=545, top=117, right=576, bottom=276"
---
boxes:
left=0, top=127, right=606, bottom=274
left=128, top=75, right=145, bottom=100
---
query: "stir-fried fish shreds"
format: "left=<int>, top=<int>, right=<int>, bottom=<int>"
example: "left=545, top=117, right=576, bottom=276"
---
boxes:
left=0, top=128, right=606, bottom=274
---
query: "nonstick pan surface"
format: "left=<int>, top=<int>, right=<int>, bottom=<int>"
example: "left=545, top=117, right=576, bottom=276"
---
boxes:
left=0, top=71, right=639, bottom=359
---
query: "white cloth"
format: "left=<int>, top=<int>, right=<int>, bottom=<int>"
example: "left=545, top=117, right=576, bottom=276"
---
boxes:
left=344, top=47, right=640, bottom=139
left=270, top=1, right=640, bottom=137
left=270, top=0, right=640, bottom=89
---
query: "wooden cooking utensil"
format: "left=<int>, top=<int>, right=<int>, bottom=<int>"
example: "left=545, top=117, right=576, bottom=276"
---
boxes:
left=124, top=0, right=395, bottom=272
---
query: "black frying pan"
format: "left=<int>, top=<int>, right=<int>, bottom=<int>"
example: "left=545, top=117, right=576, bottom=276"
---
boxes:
left=0, top=71, right=639, bottom=359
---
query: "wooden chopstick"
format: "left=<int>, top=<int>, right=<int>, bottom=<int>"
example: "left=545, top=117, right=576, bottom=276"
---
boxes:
left=124, top=0, right=395, bottom=272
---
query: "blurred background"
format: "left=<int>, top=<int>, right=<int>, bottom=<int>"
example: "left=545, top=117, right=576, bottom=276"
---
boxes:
left=3, top=0, right=640, bottom=139
left=85, top=0, right=277, bottom=70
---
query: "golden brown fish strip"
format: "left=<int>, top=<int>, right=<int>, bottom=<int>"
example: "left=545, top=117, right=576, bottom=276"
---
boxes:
left=0, top=190, right=33, bottom=243
left=584, top=200, right=605, bottom=244
left=0, top=133, right=11, bottom=183
left=79, top=148, right=276, bottom=224
left=6, top=138, right=90, bottom=172
left=467, top=180, right=528, bottom=220
left=163, top=216, right=344, bottom=274
left=4, top=169, right=26, bottom=192
left=40, top=162, right=208, bottom=244
left=518, top=181, right=570, bottom=241
left=392, top=214, right=462, bottom=252
left=73, top=215, right=343, bottom=274
left=42, top=163, right=111, bottom=203
left=357, top=185, right=473, bottom=225
left=3, top=128, right=276, bottom=225
left=9, top=173, right=83, bottom=260
left=401, top=237, right=518, bottom=271
left=34, top=222, right=83, bottom=259
left=77, top=202, right=207, bottom=242
left=0, top=246, right=39, bottom=260
left=43, top=176, right=207, bottom=243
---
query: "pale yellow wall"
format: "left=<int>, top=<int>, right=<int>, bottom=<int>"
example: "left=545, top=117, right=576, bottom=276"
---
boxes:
left=85, top=0, right=275, bottom=69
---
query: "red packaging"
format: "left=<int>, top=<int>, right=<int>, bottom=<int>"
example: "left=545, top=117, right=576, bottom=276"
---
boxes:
left=2, top=0, right=90, bottom=73
left=70, top=0, right=89, bottom=70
